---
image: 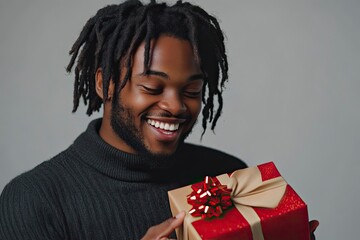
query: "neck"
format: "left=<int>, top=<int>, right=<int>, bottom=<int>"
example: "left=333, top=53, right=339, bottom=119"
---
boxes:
left=72, top=118, right=183, bottom=182
left=99, top=113, right=137, bottom=154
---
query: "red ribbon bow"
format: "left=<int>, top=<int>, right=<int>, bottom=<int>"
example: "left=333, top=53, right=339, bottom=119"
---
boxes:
left=187, top=176, right=233, bottom=219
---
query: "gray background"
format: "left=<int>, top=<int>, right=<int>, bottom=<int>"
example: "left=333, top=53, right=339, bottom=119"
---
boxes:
left=1, top=0, right=359, bottom=239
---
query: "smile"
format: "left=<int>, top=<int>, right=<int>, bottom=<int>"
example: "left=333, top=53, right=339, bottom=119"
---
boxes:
left=146, top=119, right=180, bottom=131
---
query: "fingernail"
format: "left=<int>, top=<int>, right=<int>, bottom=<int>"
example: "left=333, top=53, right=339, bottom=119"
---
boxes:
left=175, top=211, right=185, bottom=219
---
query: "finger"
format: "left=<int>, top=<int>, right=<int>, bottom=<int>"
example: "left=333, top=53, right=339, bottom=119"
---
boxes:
left=309, top=220, right=319, bottom=233
left=142, top=211, right=186, bottom=240
left=309, top=220, right=319, bottom=240
left=157, top=211, right=186, bottom=238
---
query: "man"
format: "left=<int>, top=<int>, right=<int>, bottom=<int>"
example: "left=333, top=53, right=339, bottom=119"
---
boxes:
left=0, top=1, right=317, bottom=239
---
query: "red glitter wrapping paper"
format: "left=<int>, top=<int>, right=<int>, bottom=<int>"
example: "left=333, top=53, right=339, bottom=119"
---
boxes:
left=168, top=162, right=310, bottom=240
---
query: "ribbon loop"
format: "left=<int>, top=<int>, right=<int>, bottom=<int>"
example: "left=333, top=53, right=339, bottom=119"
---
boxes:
left=227, top=167, right=287, bottom=208
left=216, top=166, right=288, bottom=240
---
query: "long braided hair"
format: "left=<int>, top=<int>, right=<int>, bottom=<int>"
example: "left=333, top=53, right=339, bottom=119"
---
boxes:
left=66, top=0, right=229, bottom=135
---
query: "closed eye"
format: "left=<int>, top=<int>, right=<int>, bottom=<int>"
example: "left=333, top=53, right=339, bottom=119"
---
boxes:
left=184, top=90, right=202, bottom=98
left=183, top=80, right=203, bottom=98
left=141, top=85, right=162, bottom=95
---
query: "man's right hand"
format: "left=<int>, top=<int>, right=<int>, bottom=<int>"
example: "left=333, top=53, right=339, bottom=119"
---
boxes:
left=141, top=211, right=186, bottom=240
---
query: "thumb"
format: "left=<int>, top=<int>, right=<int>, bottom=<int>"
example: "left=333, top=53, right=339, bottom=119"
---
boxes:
left=159, top=211, right=186, bottom=239
left=141, top=211, right=186, bottom=240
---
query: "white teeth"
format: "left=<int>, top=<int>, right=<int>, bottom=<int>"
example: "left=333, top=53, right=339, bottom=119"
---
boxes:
left=147, top=120, right=180, bottom=131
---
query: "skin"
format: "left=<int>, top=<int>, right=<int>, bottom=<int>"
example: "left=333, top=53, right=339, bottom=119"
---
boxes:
left=96, top=36, right=204, bottom=157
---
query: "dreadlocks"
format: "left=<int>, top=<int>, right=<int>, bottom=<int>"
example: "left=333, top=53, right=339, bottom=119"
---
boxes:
left=66, top=0, right=229, bottom=135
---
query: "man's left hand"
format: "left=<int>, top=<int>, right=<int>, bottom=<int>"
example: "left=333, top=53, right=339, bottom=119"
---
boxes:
left=309, top=220, right=319, bottom=240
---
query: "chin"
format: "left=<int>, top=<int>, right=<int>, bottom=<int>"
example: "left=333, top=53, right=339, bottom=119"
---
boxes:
left=145, top=141, right=183, bottom=159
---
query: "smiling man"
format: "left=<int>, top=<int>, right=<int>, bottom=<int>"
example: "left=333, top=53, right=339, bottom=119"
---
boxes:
left=0, top=1, right=318, bottom=240
left=0, top=1, right=247, bottom=239
left=99, top=36, right=204, bottom=157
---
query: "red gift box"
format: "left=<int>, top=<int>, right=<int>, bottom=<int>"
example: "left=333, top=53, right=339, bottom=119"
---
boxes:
left=168, top=162, right=310, bottom=240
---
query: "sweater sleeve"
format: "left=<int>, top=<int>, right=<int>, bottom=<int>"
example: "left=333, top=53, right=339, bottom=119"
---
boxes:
left=0, top=177, right=63, bottom=240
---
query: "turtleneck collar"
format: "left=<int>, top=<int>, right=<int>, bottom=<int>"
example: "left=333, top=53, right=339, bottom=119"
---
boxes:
left=70, top=118, right=183, bottom=183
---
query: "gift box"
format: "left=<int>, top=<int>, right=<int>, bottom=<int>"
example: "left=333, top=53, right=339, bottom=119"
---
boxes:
left=168, top=162, right=310, bottom=240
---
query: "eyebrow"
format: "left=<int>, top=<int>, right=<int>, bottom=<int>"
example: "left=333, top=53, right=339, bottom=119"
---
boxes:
left=141, top=70, right=204, bottom=81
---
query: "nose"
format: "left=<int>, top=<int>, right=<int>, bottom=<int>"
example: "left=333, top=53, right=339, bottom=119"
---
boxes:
left=158, top=91, right=186, bottom=116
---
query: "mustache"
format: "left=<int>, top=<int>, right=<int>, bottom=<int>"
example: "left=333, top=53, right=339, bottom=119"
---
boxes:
left=142, top=112, right=191, bottom=120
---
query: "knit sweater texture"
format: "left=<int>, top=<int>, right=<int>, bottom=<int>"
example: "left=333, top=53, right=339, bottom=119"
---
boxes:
left=0, top=119, right=246, bottom=240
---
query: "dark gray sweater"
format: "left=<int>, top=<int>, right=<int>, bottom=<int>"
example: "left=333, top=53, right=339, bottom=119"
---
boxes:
left=0, top=119, right=246, bottom=240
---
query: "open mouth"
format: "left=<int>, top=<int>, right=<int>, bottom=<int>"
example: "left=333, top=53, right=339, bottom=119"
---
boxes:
left=146, top=119, right=180, bottom=132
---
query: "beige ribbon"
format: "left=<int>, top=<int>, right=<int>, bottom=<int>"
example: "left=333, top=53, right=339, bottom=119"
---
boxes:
left=168, top=165, right=287, bottom=240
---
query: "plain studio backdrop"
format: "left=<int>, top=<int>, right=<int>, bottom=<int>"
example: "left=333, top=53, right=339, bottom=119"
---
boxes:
left=1, top=0, right=359, bottom=239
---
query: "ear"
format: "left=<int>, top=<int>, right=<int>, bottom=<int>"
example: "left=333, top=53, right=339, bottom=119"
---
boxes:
left=95, top=68, right=114, bottom=101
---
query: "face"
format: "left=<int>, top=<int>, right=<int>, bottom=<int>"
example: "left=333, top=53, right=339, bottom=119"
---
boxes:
left=110, top=36, right=203, bottom=157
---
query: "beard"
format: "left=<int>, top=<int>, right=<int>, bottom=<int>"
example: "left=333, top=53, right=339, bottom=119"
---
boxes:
left=110, top=97, right=195, bottom=159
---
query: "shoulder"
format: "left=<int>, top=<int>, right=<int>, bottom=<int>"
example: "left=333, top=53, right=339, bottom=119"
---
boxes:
left=2, top=149, right=72, bottom=193
left=178, top=143, right=247, bottom=176
left=180, top=143, right=243, bottom=161
left=1, top=146, right=83, bottom=204
left=0, top=150, right=71, bottom=209
left=0, top=158, right=66, bottom=239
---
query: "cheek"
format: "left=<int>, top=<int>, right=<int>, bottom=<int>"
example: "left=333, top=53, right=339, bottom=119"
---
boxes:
left=130, top=95, right=155, bottom=109
left=187, top=99, right=202, bottom=118
left=120, top=87, right=156, bottom=114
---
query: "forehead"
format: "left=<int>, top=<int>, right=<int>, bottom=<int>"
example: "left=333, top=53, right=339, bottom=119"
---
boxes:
left=131, top=35, right=201, bottom=75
